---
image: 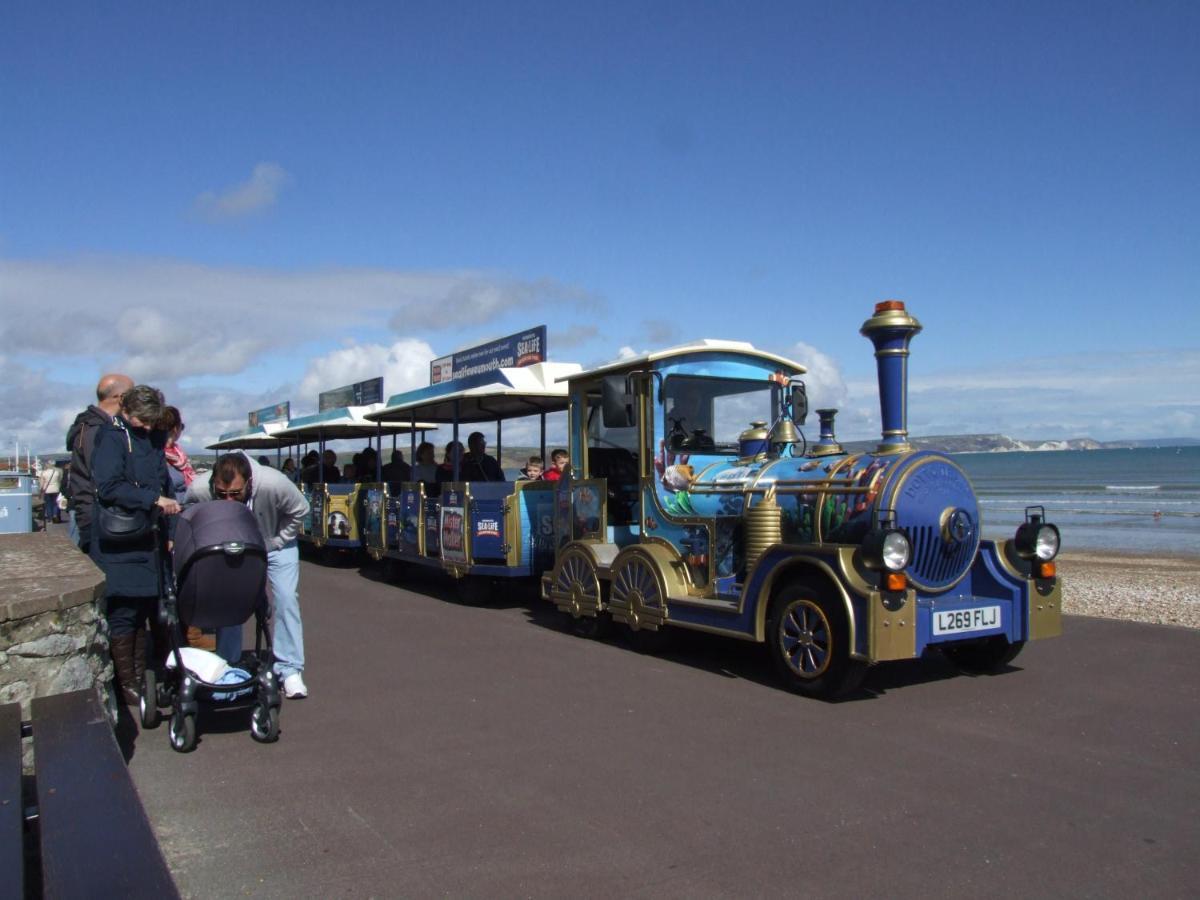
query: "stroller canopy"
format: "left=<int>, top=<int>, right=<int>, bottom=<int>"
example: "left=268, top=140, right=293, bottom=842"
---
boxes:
left=174, top=500, right=265, bottom=570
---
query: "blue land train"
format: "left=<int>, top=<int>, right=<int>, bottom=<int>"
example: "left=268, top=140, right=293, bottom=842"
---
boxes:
left=542, top=301, right=1063, bottom=698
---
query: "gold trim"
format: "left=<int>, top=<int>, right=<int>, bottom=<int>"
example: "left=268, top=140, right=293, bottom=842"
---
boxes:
left=1029, top=578, right=1063, bottom=640
left=868, top=589, right=917, bottom=661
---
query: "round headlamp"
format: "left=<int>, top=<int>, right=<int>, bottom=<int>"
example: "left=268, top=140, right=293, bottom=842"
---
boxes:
left=1015, top=521, right=1060, bottom=561
left=862, top=528, right=911, bottom=572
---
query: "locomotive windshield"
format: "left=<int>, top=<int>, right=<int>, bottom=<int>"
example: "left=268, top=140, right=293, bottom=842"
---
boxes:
left=663, top=375, right=772, bottom=452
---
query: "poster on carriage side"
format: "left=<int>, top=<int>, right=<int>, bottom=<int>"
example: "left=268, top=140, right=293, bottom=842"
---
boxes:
left=440, top=488, right=467, bottom=564
left=430, top=326, right=547, bottom=385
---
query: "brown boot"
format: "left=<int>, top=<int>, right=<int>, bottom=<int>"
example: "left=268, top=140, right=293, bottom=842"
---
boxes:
left=109, top=633, right=140, bottom=706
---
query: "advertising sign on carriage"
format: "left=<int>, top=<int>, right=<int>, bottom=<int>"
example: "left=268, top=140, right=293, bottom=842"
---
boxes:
left=430, top=326, right=547, bottom=385
left=318, top=377, right=384, bottom=412
left=248, top=401, right=290, bottom=427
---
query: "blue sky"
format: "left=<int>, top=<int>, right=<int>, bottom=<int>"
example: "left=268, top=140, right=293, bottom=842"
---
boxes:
left=2, top=1, right=1197, bottom=453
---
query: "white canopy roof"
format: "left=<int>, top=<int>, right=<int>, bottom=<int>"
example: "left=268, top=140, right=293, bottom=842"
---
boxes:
left=561, top=339, right=806, bottom=383
left=366, top=361, right=582, bottom=424
left=274, top=405, right=435, bottom=441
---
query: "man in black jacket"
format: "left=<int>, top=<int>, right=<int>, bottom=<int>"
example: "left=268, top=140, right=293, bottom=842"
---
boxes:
left=65, top=373, right=133, bottom=552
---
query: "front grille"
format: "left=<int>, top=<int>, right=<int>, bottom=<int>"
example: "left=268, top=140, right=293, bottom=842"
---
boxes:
left=906, top=524, right=978, bottom=592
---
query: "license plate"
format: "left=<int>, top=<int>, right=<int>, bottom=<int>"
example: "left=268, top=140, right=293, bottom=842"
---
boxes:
left=933, top=605, right=1001, bottom=636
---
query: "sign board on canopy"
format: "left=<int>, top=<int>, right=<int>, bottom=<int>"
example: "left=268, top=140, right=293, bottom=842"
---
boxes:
left=318, top=377, right=384, bottom=412
left=248, top=401, right=290, bottom=427
left=430, top=325, right=547, bottom=385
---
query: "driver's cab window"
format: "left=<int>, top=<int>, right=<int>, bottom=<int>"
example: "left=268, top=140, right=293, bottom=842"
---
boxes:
left=584, top=387, right=640, bottom=526
left=664, top=376, right=773, bottom=453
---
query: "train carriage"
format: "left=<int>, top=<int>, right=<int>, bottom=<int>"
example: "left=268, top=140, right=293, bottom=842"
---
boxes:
left=363, top=361, right=582, bottom=602
left=274, top=406, right=430, bottom=554
left=542, top=301, right=1063, bottom=697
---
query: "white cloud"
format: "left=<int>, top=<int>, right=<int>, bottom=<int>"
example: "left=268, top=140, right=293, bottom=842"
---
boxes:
left=0, top=256, right=601, bottom=385
left=296, top=338, right=436, bottom=405
left=195, top=162, right=292, bottom=220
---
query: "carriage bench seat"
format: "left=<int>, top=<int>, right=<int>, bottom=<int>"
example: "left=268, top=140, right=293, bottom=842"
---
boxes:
left=1, top=691, right=178, bottom=898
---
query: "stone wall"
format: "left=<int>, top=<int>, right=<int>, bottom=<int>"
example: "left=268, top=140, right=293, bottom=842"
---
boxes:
left=0, top=533, right=110, bottom=769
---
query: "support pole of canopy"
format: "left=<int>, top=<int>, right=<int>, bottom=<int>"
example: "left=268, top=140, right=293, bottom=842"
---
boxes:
left=452, top=400, right=461, bottom=481
left=376, top=422, right=383, bottom=481
left=496, top=419, right=502, bottom=474
left=410, top=412, right=417, bottom=466
left=540, top=413, right=546, bottom=461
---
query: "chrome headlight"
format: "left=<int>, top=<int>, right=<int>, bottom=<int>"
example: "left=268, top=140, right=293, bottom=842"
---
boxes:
left=1016, top=521, right=1060, bottom=561
left=862, top=528, right=911, bottom=572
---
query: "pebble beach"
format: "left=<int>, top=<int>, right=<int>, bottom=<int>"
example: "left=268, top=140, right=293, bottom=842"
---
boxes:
left=1056, top=550, right=1200, bottom=630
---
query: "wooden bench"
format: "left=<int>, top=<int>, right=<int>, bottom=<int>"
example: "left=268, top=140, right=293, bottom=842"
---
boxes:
left=2, top=690, right=179, bottom=898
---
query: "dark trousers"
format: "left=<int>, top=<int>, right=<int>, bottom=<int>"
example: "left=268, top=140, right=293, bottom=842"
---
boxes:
left=106, top=596, right=156, bottom=638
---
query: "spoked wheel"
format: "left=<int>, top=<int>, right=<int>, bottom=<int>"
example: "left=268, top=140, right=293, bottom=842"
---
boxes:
left=551, top=547, right=609, bottom=638
left=766, top=582, right=865, bottom=699
left=609, top=553, right=667, bottom=633
left=140, top=669, right=161, bottom=729
left=250, top=704, right=281, bottom=743
left=169, top=709, right=197, bottom=752
left=944, top=636, right=1025, bottom=674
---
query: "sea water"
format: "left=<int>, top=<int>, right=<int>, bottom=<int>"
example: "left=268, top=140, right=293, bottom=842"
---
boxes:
left=954, top=446, right=1200, bottom=555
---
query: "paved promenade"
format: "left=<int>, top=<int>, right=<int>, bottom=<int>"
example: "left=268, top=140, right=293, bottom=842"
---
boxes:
left=125, top=556, right=1200, bottom=898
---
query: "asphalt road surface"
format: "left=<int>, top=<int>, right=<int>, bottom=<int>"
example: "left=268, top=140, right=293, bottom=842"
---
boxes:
left=127, top=555, right=1200, bottom=898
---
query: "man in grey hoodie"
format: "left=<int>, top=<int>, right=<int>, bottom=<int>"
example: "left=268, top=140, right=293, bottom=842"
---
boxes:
left=188, top=452, right=312, bottom=698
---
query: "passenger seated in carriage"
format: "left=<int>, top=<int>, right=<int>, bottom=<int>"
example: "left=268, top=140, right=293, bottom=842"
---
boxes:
left=520, top=456, right=544, bottom=480
left=543, top=448, right=568, bottom=482
left=463, top=431, right=505, bottom=482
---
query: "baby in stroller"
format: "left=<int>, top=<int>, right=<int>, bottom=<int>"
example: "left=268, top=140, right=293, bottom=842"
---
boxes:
left=141, top=499, right=282, bottom=752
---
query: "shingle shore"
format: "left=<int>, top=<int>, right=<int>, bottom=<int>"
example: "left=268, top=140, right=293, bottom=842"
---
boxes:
left=1056, top=551, right=1200, bottom=629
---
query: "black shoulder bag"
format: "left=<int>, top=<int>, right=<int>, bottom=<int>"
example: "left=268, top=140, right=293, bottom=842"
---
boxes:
left=96, top=420, right=156, bottom=543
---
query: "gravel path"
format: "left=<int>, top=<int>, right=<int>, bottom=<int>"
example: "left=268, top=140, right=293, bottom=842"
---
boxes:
left=1056, top=551, right=1200, bottom=629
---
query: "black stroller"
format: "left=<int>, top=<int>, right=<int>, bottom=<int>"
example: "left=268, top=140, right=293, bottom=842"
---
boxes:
left=141, top=500, right=282, bottom=752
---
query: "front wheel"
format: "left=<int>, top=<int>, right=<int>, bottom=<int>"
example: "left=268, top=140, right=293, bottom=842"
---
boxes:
left=944, top=636, right=1025, bottom=674
left=766, top=582, right=864, bottom=699
left=250, top=705, right=281, bottom=743
left=169, top=710, right=197, bottom=752
left=140, top=669, right=161, bottom=729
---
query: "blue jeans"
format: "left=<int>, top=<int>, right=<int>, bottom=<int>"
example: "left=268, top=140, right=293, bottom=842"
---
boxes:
left=216, top=542, right=304, bottom=677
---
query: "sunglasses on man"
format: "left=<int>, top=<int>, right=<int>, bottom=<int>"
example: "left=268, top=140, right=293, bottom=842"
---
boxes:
left=213, top=479, right=252, bottom=500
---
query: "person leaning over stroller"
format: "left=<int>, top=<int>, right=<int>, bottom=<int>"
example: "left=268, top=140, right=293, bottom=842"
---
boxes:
left=187, top=452, right=312, bottom=699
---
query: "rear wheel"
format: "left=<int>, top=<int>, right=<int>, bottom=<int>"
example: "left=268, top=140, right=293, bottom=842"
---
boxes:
left=944, top=636, right=1025, bottom=674
left=766, top=582, right=864, bottom=699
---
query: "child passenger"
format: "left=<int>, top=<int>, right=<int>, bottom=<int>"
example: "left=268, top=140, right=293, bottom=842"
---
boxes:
left=520, top=456, right=544, bottom=480
left=543, top=448, right=569, bottom=482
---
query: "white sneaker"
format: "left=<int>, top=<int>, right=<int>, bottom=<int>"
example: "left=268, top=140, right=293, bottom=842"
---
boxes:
left=282, top=673, right=308, bottom=699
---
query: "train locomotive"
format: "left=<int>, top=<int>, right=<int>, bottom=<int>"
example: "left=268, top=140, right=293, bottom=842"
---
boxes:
left=544, top=301, right=1062, bottom=697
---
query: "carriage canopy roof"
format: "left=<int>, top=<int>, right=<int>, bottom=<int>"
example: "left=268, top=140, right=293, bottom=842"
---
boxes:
left=274, top=405, right=435, bottom=441
left=207, top=422, right=301, bottom=451
left=365, top=361, right=583, bottom=424
left=559, top=339, right=806, bottom=383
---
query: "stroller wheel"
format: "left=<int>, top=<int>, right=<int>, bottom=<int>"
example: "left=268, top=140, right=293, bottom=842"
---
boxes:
left=250, top=704, right=280, bottom=743
left=169, top=710, right=197, bottom=752
left=140, top=669, right=161, bottom=729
